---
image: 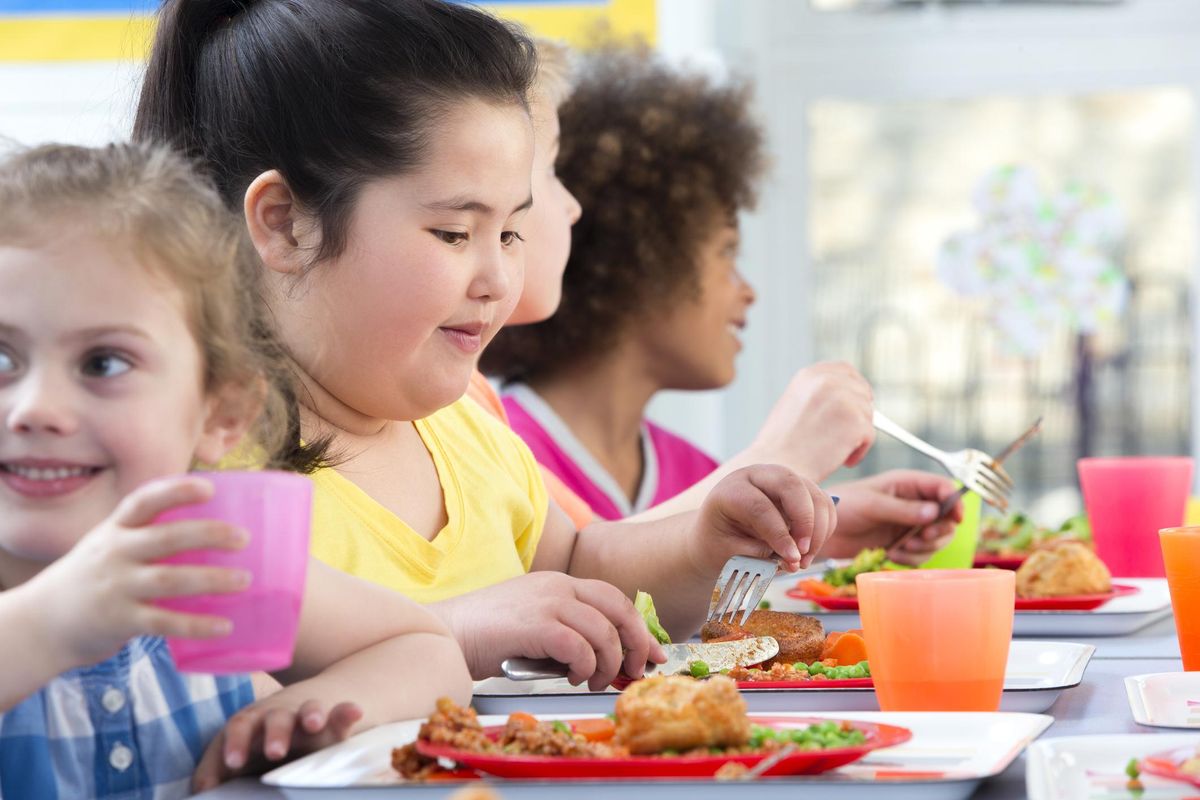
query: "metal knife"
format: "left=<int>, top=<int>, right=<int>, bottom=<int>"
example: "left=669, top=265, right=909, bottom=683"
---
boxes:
left=499, top=636, right=780, bottom=681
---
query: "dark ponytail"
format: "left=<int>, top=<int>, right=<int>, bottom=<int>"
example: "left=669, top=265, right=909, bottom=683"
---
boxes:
left=135, top=0, right=536, bottom=261
left=134, top=0, right=537, bottom=473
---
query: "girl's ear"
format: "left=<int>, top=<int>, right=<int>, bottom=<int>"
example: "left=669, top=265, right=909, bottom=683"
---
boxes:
left=244, top=170, right=317, bottom=277
left=193, top=381, right=264, bottom=466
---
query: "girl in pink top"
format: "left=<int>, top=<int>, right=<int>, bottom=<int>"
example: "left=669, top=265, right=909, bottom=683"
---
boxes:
left=502, top=384, right=717, bottom=520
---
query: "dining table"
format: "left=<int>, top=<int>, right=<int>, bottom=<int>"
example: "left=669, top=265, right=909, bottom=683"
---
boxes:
left=195, top=611, right=1190, bottom=799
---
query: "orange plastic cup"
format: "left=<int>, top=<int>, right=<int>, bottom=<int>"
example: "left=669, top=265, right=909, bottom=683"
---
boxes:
left=858, top=569, right=1015, bottom=711
left=1160, top=527, right=1200, bottom=670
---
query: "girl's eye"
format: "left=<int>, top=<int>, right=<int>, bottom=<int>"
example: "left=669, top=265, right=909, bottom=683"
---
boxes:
left=80, top=351, right=132, bottom=379
left=501, top=230, right=526, bottom=247
left=0, top=347, right=16, bottom=374
left=431, top=230, right=468, bottom=246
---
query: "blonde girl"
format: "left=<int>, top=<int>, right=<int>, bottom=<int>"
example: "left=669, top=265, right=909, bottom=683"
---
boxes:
left=0, top=142, right=470, bottom=798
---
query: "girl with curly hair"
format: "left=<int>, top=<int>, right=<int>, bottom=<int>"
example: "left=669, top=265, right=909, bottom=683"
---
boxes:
left=483, top=47, right=963, bottom=559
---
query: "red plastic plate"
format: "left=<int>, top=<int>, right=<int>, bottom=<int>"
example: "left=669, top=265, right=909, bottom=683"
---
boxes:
left=972, top=553, right=1026, bottom=570
left=736, top=678, right=874, bottom=690
left=415, top=715, right=911, bottom=779
left=609, top=675, right=873, bottom=691
left=1013, top=583, right=1139, bottom=610
left=1140, top=745, right=1200, bottom=787
left=787, top=583, right=1139, bottom=611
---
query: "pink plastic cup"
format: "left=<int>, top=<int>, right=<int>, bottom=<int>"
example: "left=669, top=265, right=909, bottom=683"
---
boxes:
left=154, top=471, right=313, bottom=673
left=1077, top=457, right=1193, bottom=578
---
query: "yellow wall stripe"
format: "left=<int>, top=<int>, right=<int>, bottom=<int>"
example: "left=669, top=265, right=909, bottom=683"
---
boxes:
left=0, top=1, right=654, bottom=63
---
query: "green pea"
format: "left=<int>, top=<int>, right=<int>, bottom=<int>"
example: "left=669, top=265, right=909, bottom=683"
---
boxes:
left=552, top=721, right=571, bottom=735
left=808, top=662, right=825, bottom=674
left=689, top=660, right=710, bottom=678
left=758, top=599, right=772, bottom=610
left=846, top=664, right=867, bottom=679
left=1126, top=758, right=1141, bottom=779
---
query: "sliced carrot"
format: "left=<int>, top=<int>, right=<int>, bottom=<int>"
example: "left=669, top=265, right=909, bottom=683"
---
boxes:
left=798, top=579, right=838, bottom=597
left=571, top=718, right=616, bottom=742
left=507, top=711, right=539, bottom=728
left=824, top=632, right=868, bottom=666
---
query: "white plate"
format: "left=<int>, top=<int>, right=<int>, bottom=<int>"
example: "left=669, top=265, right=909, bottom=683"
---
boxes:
left=472, top=640, right=1093, bottom=715
left=1027, top=733, right=1200, bottom=799
left=764, top=577, right=1173, bottom=637
left=1127, top=673, right=1200, bottom=729
left=264, top=710, right=1052, bottom=800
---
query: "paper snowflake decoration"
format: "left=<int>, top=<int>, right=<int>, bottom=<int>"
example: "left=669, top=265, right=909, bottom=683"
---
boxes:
left=938, top=165, right=1127, bottom=356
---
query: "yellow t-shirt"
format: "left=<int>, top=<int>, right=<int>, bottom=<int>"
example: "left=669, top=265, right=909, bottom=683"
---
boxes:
left=309, top=398, right=549, bottom=604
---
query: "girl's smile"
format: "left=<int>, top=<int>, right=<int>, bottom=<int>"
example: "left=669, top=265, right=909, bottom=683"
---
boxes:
left=0, top=459, right=104, bottom=499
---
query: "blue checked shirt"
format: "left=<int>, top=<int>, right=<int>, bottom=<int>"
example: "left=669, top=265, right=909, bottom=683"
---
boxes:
left=0, top=636, right=253, bottom=799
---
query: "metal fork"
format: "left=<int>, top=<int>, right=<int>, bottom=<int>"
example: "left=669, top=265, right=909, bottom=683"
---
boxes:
left=706, top=497, right=839, bottom=626
left=872, top=409, right=1014, bottom=510
left=707, top=556, right=779, bottom=627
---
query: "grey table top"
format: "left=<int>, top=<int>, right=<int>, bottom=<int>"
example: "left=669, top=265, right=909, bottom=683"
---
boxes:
left=196, top=651, right=1189, bottom=799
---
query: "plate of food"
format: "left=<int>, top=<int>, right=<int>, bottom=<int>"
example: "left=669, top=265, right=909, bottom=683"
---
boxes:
left=790, top=541, right=1133, bottom=611
left=974, top=512, right=1092, bottom=569
left=266, top=701, right=1051, bottom=800
left=473, top=631, right=1091, bottom=716
left=1026, top=733, right=1200, bottom=799
left=403, top=678, right=908, bottom=779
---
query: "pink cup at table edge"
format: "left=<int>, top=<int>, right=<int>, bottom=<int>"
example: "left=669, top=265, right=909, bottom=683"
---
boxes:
left=1077, top=456, right=1193, bottom=578
left=154, top=470, right=312, bottom=674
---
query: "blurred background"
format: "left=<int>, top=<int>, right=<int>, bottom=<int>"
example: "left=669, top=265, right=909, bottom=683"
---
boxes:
left=2, top=0, right=1198, bottom=522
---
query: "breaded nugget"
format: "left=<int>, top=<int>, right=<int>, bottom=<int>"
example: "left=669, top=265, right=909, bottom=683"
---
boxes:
left=614, top=675, right=750, bottom=755
left=700, top=610, right=825, bottom=667
left=1015, top=539, right=1112, bottom=598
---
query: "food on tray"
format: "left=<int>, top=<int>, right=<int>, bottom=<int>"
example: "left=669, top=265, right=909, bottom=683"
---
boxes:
left=978, top=512, right=1092, bottom=558
left=794, top=548, right=906, bottom=599
left=635, top=589, right=671, bottom=644
left=616, top=674, right=749, bottom=754
left=1125, top=757, right=1145, bottom=793
left=728, top=659, right=870, bottom=683
left=700, top=609, right=824, bottom=667
left=1014, top=539, right=1112, bottom=598
left=393, top=676, right=873, bottom=780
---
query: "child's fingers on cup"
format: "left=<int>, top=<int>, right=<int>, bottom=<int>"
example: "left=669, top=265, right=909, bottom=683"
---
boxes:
left=133, top=564, right=251, bottom=599
left=113, top=475, right=215, bottom=528
left=138, top=606, right=233, bottom=640
left=127, top=520, right=248, bottom=561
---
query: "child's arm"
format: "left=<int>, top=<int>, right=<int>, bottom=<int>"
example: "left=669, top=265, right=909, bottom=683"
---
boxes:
left=0, top=477, right=253, bottom=713
left=629, top=362, right=874, bottom=521
left=191, top=559, right=471, bottom=790
left=536, top=464, right=838, bottom=640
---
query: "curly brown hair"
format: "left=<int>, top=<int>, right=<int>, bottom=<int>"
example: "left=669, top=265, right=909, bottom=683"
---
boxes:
left=481, top=46, right=765, bottom=383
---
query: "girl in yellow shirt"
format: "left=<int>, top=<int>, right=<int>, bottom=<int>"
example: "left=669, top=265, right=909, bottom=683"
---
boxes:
left=135, top=0, right=836, bottom=692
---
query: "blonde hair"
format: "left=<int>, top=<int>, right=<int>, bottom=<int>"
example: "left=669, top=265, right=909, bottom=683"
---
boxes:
left=533, top=37, right=575, bottom=110
left=0, top=141, right=293, bottom=467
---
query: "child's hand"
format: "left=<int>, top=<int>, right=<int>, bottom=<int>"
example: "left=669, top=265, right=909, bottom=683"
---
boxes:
left=31, top=476, right=250, bottom=669
left=191, top=696, right=364, bottom=791
left=749, top=362, right=875, bottom=481
left=435, top=571, right=667, bottom=691
left=826, top=470, right=962, bottom=565
left=688, top=465, right=837, bottom=575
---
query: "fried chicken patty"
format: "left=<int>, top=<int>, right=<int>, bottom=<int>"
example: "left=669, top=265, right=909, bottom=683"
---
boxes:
left=1015, top=539, right=1112, bottom=598
left=700, top=610, right=825, bottom=668
left=614, top=675, right=750, bottom=755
